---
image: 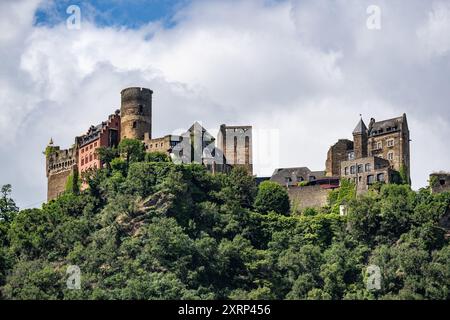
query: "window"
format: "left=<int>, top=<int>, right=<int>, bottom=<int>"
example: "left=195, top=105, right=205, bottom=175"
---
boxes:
left=376, top=141, right=382, bottom=149
left=357, top=165, right=363, bottom=173
left=440, top=179, right=446, bottom=186
left=367, top=175, right=374, bottom=185
left=89, top=154, right=93, bottom=162
left=387, top=139, right=394, bottom=147
left=348, top=152, right=355, bottom=160
left=90, top=144, right=93, bottom=150
left=350, top=166, right=356, bottom=174
left=388, top=152, right=394, bottom=161
left=285, top=177, right=292, bottom=183
left=81, top=159, right=84, bottom=166
left=344, top=167, right=349, bottom=175
left=377, top=173, right=385, bottom=182
left=138, top=105, right=143, bottom=114
left=365, top=163, right=371, bottom=172
left=133, top=121, right=137, bottom=128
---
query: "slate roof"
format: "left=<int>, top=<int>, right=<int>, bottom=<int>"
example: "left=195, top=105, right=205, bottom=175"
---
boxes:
left=369, top=115, right=405, bottom=137
left=353, top=118, right=368, bottom=134
left=270, top=167, right=326, bottom=186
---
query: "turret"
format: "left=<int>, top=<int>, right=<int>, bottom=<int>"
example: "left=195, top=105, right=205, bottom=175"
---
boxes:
left=120, top=87, right=153, bottom=140
left=352, top=118, right=368, bottom=159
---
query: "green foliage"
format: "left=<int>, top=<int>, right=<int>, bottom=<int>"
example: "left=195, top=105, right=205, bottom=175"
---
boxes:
left=0, top=161, right=449, bottom=300
left=44, top=146, right=58, bottom=157
left=298, top=181, right=309, bottom=187
left=328, top=179, right=356, bottom=214
left=145, top=151, right=171, bottom=163
left=118, top=138, right=146, bottom=166
left=254, top=181, right=290, bottom=215
left=0, top=184, right=18, bottom=223
left=399, top=165, right=411, bottom=185
left=96, top=146, right=119, bottom=171
left=65, top=171, right=80, bottom=194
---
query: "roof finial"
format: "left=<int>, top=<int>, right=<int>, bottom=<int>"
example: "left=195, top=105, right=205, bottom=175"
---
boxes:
left=49, top=137, right=54, bottom=145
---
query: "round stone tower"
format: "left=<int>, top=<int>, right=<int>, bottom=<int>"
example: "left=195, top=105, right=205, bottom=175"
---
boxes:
left=120, top=87, right=153, bottom=140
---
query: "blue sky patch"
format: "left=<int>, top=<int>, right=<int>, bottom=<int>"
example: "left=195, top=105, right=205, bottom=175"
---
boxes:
left=34, top=0, right=189, bottom=28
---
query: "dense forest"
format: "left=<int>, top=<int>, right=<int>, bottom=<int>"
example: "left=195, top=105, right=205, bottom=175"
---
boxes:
left=0, top=139, right=449, bottom=300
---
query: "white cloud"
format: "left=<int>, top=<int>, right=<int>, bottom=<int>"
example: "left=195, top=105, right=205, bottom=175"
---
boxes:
left=418, top=2, right=450, bottom=57
left=1, top=0, right=450, bottom=208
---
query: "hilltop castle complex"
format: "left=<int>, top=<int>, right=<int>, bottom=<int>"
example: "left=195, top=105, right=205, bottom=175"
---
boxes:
left=46, top=87, right=252, bottom=201
left=46, top=86, right=417, bottom=210
left=270, top=114, right=411, bottom=210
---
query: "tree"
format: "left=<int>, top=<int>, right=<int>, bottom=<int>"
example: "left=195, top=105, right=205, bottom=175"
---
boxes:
left=220, top=166, right=257, bottom=209
left=118, top=138, right=145, bottom=166
left=254, top=181, right=290, bottom=215
left=0, top=184, right=18, bottom=223
left=145, top=151, right=171, bottom=163
left=96, top=146, right=119, bottom=171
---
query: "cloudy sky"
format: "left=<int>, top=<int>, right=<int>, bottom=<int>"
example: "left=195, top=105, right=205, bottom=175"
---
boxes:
left=1, top=0, right=450, bottom=208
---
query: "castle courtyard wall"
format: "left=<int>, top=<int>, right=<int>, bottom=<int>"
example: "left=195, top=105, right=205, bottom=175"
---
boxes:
left=288, top=185, right=331, bottom=211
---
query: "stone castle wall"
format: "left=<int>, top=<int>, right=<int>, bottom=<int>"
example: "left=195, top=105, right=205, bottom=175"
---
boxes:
left=288, top=185, right=331, bottom=211
left=47, top=166, right=76, bottom=201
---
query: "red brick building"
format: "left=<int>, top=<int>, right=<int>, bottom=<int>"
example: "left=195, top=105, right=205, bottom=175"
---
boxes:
left=77, top=111, right=121, bottom=177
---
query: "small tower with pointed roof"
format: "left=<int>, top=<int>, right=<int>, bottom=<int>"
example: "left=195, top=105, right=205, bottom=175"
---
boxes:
left=353, top=118, right=368, bottom=159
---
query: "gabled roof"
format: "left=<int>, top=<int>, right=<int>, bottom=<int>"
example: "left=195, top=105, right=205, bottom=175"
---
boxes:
left=353, top=118, right=367, bottom=134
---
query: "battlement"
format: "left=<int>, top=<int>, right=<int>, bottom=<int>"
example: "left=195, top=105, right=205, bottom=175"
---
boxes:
left=46, top=146, right=78, bottom=177
left=120, top=87, right=153, bottom=102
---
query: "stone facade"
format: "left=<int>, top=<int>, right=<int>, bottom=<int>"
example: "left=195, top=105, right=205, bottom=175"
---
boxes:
left=120, top=87, right=152, bottom=141
left=325, top=114, right=411, bottom=190
left=46, top=144, right=78, bottom=201
left=270, top=167, right=339, bottom=210
left=367, top=114, right=410, bottom=179
left=47, top=87, right=251, bottom=201
left=217, top=125, right=253, bottom=174
left=340, top=156, right=396, bottom=193
left=288, top=185, right=333, bottom=211
left=325, top=139, right=353, bottom=177
left=144, top=134, right=181, bottom=154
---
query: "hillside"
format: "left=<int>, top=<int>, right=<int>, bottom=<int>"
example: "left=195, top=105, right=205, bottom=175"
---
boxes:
left=0, top=141, right=449, bottom=300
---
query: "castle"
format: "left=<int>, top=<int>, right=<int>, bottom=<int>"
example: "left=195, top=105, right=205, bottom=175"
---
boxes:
left=46, top=86, right=414, bottom=208
left=46, top=87, right=253, bottom=201
left=270, top=114, right=411, bottom=209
